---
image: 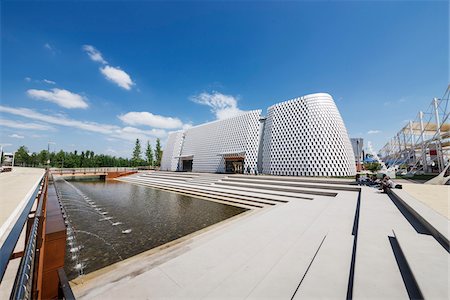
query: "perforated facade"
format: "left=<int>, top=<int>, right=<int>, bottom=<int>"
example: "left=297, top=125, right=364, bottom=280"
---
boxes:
left=160, top=93, right=356, bottom=176
left=262, top=93, right=356, bottom=176
left=160, top=131, right=183, bottom=171
left=161, top=110, right=262, bottom=173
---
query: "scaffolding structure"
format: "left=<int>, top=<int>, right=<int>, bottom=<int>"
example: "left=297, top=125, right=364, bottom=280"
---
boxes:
left=379, top=85, right=450, bottom=174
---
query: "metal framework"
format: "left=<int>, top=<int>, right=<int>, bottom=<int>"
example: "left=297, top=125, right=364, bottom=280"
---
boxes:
left=379, top=85, right=450, bottom=174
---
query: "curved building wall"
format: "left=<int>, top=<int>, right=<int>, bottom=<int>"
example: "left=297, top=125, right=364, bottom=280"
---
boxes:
left=262, top=93, right=356, bottom=177
left=160, top=131, right=183, bottom=171
left=180, top=110, right=262, bottom=173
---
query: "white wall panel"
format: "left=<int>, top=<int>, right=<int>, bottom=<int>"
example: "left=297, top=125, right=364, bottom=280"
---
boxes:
left=180, top=110, right=262, bottom=173
left=262, top=93, right=356, bottom=176
left=160, top=131, right=183, bottom=171
left=160, top=93, right=356, bottom=177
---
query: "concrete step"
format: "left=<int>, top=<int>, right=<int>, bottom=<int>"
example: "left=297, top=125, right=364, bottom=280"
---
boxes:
left=215, top=180, right=339, bottom=197
left=293, top=234, right=354, bottom=299
left=229, top=174, right=355, bottom=185
left=121, top=177, right=269, bottom=209
left=139, top=174, right=191, bottom=181
left=353, top=188, right=417, bottom=299
left=390, top=189, right=449, bottom=250
left=394, top=230, right=449, bottom=299
left=222, top=177, right=360, bottom=192
left=127, top=176, right=296, bottom=204
left=125, top=177, right=280, bottom=206
left=167, top=198, right=332, bottom=299
left=247, top=190, right=358, bottom=299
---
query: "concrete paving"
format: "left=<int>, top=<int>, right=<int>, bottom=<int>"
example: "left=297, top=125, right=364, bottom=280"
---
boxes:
left=66, top=171, right=449, bottom=299
left=402, top=183, right=449, bottom=219
left=0, top=167, right=45, bottom=246
left=0, top=167, right=44, bottom=299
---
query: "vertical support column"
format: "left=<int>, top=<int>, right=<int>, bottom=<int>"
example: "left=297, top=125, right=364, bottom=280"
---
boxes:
left=433, top=98, right=444, bottom=172
left=402, top=128, right=408, bottom=167
left=409, top=120, right=416, bottom=166
left=419, top=111, right=428, bottom=172
left=396, top=133, right=402, bottom=165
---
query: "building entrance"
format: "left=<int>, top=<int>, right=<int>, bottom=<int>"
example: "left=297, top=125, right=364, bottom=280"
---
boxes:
left=225, top=158, right=244, bottom=174
left=182, top=159, right=193, bottom=172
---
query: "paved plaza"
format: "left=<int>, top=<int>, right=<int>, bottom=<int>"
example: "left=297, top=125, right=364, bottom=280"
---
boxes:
left=70, top=172, right=449, bottom=299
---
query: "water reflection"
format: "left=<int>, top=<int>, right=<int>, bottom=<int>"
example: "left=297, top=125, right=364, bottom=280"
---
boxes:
left=55, top=177, right=247, bottom=280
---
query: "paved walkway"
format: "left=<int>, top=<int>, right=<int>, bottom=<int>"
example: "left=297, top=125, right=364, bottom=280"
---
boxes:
left=70, top=172, right=449, bottom=299
left=0, top=167, right=44, bottom=299
left=0, top=167, right=45, bottom=246
left=402, top=183, right=449, bottom=219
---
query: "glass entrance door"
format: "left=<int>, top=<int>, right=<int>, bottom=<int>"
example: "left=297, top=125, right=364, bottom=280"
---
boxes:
left=225, top=159, right=244, bottom=174
left=182, top=159, right=193, bottom=172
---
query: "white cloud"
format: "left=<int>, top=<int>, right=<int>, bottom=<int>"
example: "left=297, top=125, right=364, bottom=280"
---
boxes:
left=27, top=88, right=88, bottom=109
left=44, top=43, right=56, bottom=54
left=367, top=130, right=381, bottom=134
left=190, top=91, right=245, bottom=120
left=0, top=118, right=53, bottom=130
left=82, top=45, right=135, bottom=90
left=82, top=45, right=107, bottom=64
left=43, top=79, right=56, bottom=85
left=9, top=134, right=24, bottom=139
left=0, top=106, right=166, bottom=142
left=24, top=77, right=56, bottom=85
left=118, top=112, right=183, bottom=129
left=100, top=66, right=134, bottom=90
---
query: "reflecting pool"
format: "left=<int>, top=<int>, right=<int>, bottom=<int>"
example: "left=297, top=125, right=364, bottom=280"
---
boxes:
left=54, top=177, right=247, bottom=279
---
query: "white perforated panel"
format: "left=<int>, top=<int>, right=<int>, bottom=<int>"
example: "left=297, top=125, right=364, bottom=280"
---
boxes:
left=180, top=110, right=262, bottom=173
left=160, top=93, right=356, bottom=176
left=261, top=93, right=356, bottom=176
left=160, top=131, right=183, bottom=171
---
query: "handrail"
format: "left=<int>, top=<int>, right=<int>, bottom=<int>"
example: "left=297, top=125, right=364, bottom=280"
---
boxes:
left=57, top=268, right=76, bottom=300
left=50, top=167, right=137, bottom=173
left=10, top=173, right=48, bottom=300
left=0, top=173, right=45, bottom=282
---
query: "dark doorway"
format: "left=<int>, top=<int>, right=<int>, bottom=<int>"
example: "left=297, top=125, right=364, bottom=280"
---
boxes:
left=225, top=158, right=244, bottom=174
left=182, top=159, right=193, bottom=172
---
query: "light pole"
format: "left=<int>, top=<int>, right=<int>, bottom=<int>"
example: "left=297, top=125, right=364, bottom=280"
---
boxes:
left=47, top=141, right=55, bottom=168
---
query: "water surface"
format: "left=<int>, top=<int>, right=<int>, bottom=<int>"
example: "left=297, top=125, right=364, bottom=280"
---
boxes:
left=55, top=178, right=246, bottom=279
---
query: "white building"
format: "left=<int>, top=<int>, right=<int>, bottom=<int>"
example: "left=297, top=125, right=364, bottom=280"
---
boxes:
left=161, top=93, right=356, bottom=177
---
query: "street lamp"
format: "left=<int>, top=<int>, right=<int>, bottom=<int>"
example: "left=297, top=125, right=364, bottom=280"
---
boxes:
left=47, top=141, right=55, bottom=168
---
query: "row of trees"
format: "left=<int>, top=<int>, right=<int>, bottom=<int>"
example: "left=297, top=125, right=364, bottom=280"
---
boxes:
left=131, top=138, right=163, bottom=167
left=5, top=138, right=163, bottom=168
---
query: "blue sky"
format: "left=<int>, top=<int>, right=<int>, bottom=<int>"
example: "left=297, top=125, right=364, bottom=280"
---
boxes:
left=1, top=1, right=448, bottom=157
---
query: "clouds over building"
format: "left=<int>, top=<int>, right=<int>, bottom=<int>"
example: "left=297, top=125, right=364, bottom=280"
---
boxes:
left=191, top=91, right=245, bottom=120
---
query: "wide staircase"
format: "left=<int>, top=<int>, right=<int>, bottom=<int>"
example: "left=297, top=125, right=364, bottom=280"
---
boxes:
left=116, top=171, right=449, bottom=299
left=117, top=171, right=356, bottom=210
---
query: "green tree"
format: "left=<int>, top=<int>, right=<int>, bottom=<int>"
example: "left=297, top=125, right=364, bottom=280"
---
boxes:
left=37, top=150, right=48, bottom=166
left=364, top=162, right=382, bottom=172
left=155, top=138, right=163, bottom=167
left=132, top=139, right=142, bottom=166
left=14, top=146, right=30, bottom=166
left=145, top=141, right=154, bottom=167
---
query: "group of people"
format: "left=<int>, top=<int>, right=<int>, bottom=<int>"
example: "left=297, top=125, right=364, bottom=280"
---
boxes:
left=245, top=165, right=258, bottom=175
left=356, top=173, right=397, bottom=193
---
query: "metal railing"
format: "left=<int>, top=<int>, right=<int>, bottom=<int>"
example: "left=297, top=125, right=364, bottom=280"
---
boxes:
left=0, top=174, right=45, bottom=282
left=58, top=268, right=76, bottom=300
left=0, top=171, right=75, bottom=299
left=50, top=167, right=137, bottom=175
